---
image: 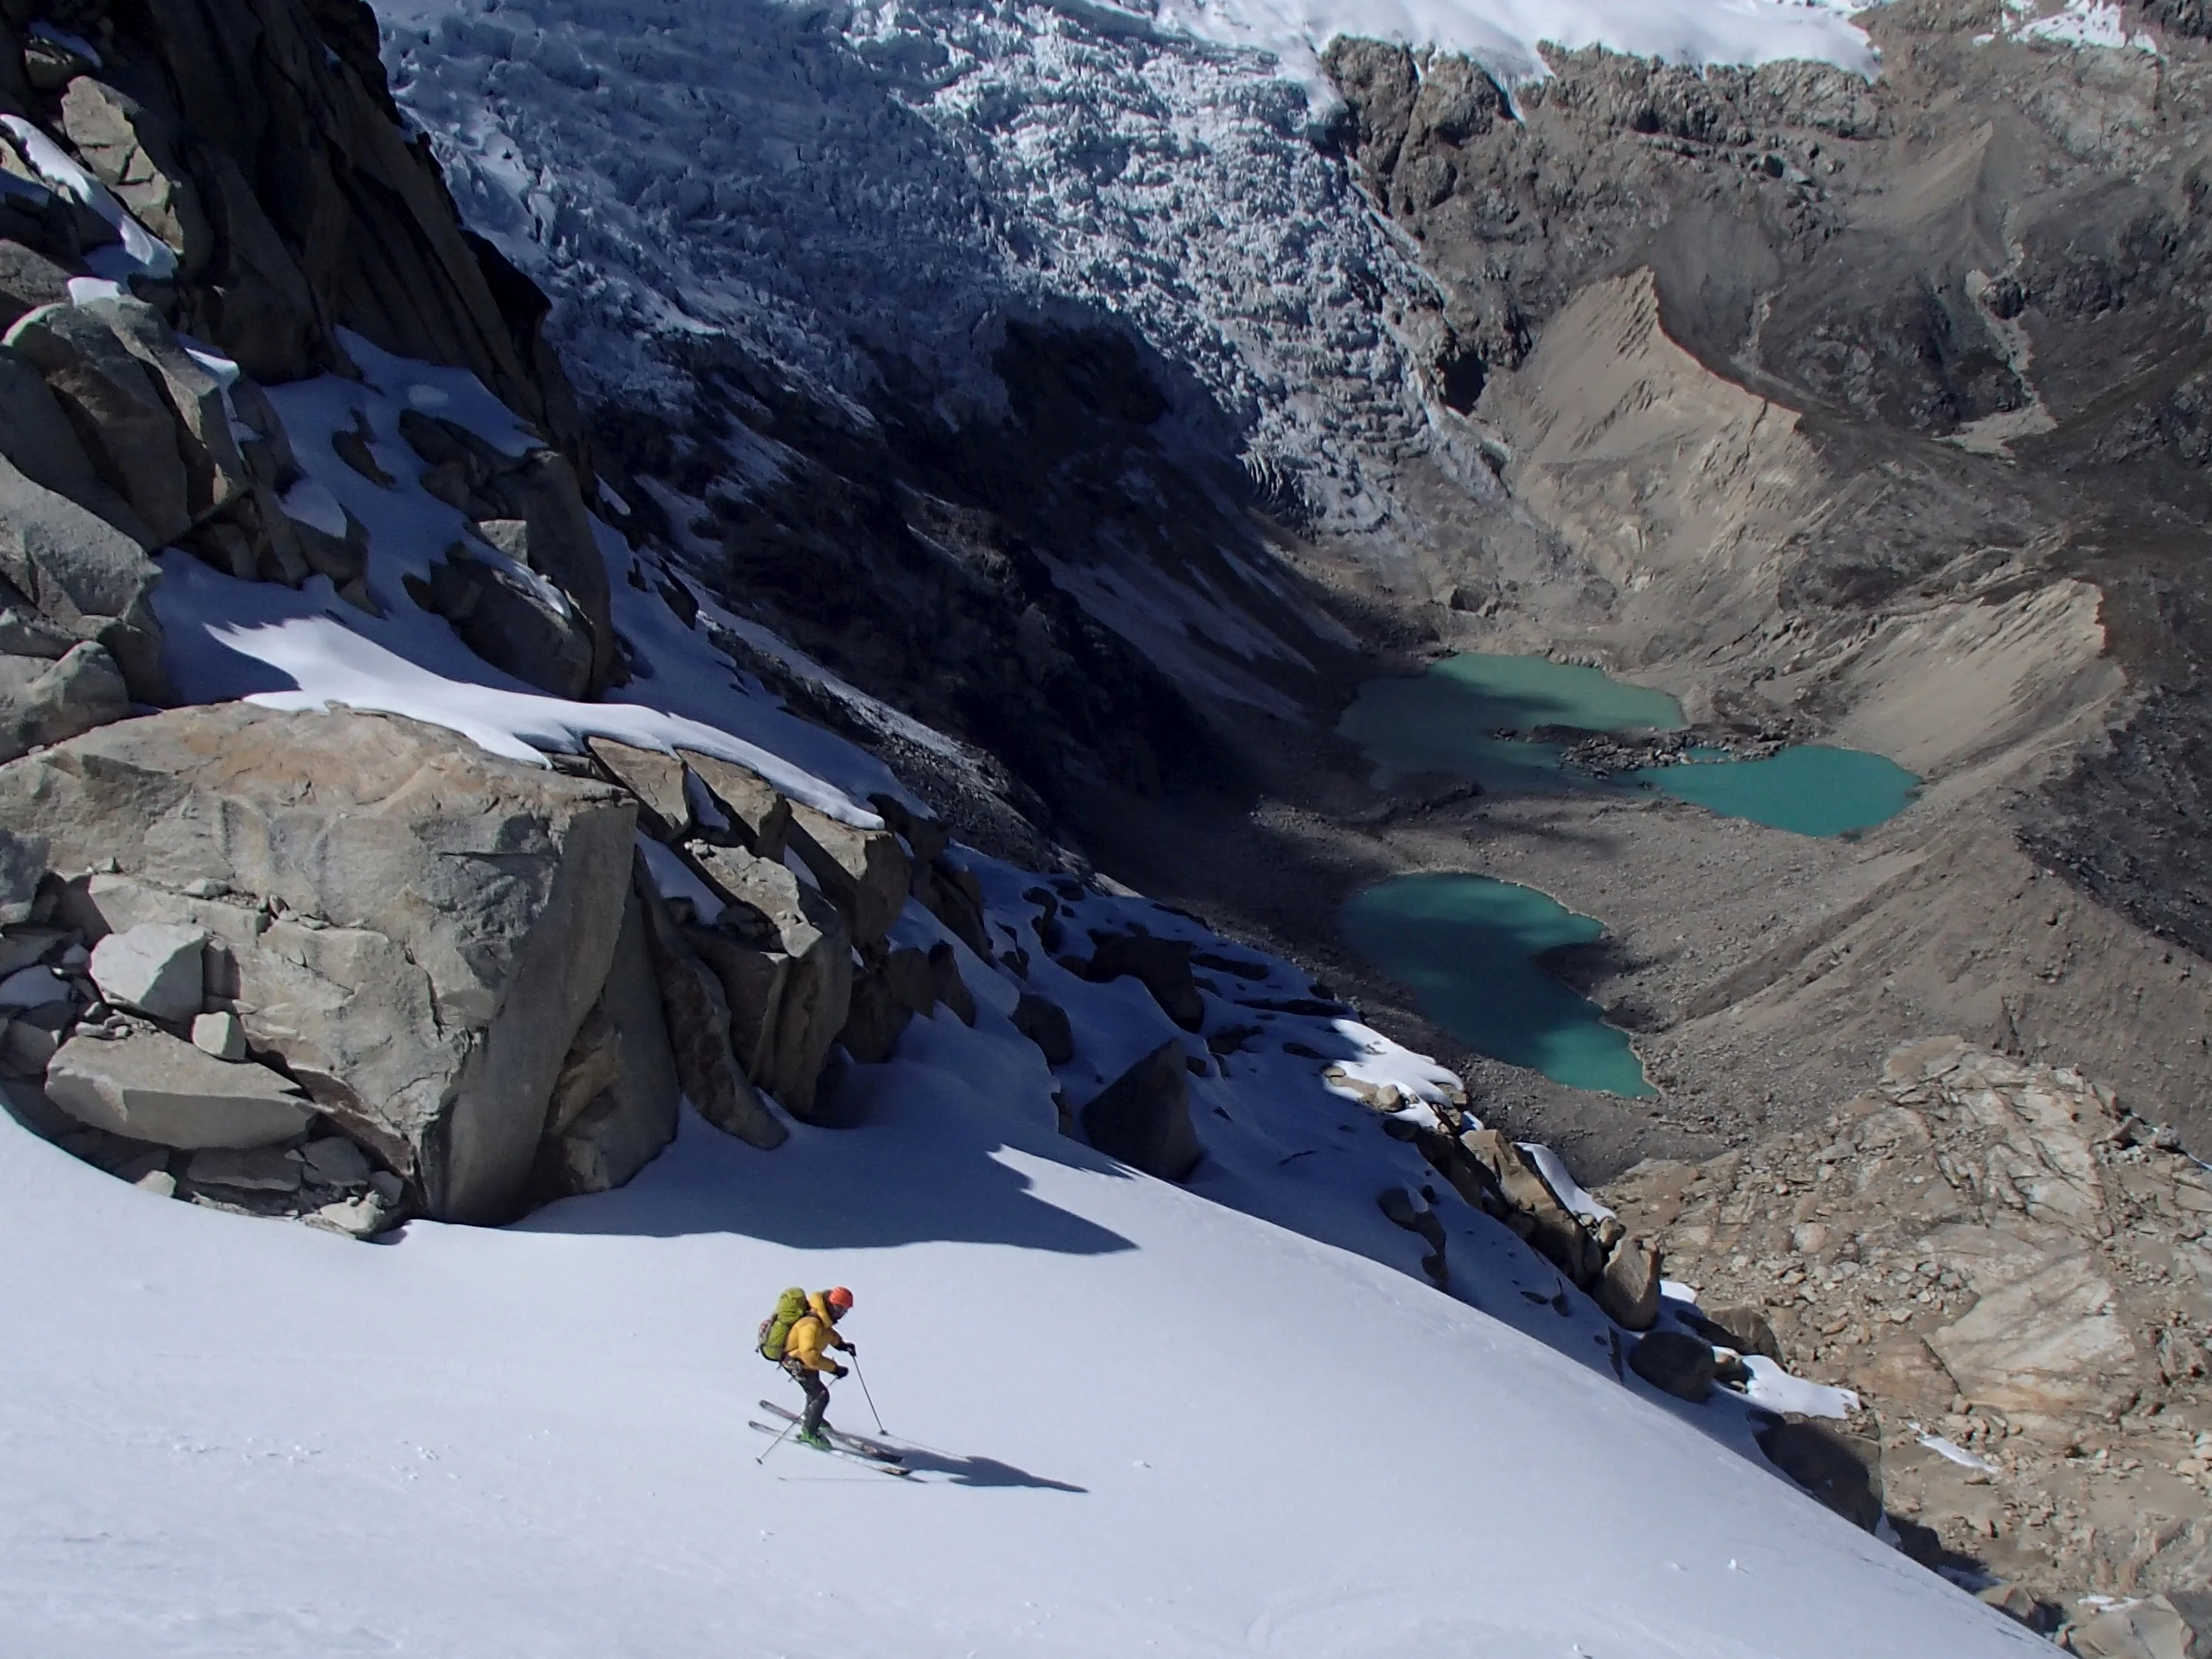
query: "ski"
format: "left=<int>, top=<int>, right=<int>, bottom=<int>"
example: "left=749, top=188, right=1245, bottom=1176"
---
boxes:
left=748, top=1420, right=912, bottom=1476
left=754, top=1400, right=905, bottom=1463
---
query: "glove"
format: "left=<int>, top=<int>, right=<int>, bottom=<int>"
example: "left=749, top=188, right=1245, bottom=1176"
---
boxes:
left=841, top=1340, right=859, bottom=1357
left=829, top=1364, right=849, bottom=1380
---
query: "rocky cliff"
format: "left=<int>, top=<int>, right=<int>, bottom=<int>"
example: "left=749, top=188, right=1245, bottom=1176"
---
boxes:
left=0, top=0, right=998, bottom=1226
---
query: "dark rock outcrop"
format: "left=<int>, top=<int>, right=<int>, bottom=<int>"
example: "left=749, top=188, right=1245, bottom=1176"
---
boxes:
left=1628, top=1330, right=1718, bottom=1403
left=1012, top=991, right=1075, bottom=1065
left=1084, top=930, right=1205, bottom=1031
left=1080, top=1040, right=1202, bottom=1181
left=632, top=865, right=788, bottom=1152
left=113, top=0, right=582, bottom=453
left=1756, top=1418, right=1885, bottom=1534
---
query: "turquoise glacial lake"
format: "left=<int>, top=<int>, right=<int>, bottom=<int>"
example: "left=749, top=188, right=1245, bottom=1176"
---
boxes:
left=1340, top=873, right=1655, bottom=1098
left=1337, top=652, right=1920, bottom=837
left=1338, top=651, right=1685, bottom=793
left=1337, top=654, right=1923, bottom=1093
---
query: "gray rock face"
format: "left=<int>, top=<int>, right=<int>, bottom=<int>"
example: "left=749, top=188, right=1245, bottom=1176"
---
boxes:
left=1755, top=1419, right=1884, bottom=1534
left=839, top=967, right=913, bottom=1065
left=128, top=0, right=585, bottom=444
left=680, top=751, right=791, bottom=858
left=495, top=454, right=615, bottom=692
left=1081, top=1040, right=1203, bottom=1181
left=88, top=922, right=207, bottom=1021
left=190, top=1010, right=246, bottom=1061
left=632, top=865, right=787, bottom=1149
left=46, top=1027, right=313, bottom=1149
left=785, top=804, right=910, bottom=955
left=914, top=856, right=992, bottom=960
left=1686, top=1304, right=1781, bottom=1363
left=393, top=415, right=611, bottom=688
left=58, top=78, right=214, bottom=275
left=588, top=736, right=690, bottom=840
left=689, top=842, right=853, bottom=1118
left=0, top=344, right=143, bottom=537
left=185, top=1146, right=302, bottom=1193
left=300, top=1134, right=371, bottom=1189
left=1593, top=1235, right=1661, bottom=1332
left=928, top=941, right=975, bottom=1025
left=0, top=639, right=128, bottom=762
left=82, top=297, right=251, bottom=523
left=1460, top=1128, right=1603, bottom=1289
left=0, top=705, right=637, bottom=1222
left=0, top=242, right=69, bottom=331
left=0, top=447, right=165, bottom=703
left=1084, top=932, right=1205, bottom=1031
left=1012, top=991, right=1075, bottom=1065
left=2062, top=1595, right=2203, bottom=1659
left=187, top=143, right=322, bottom=384
left=405, top=538, right=595, bottom=699
left=5, top=302, right=189, bottom=545
left=882, top=946, right=934, bottom=1018
left=535, top=879, right=680, bottom=1197
left=0, top=828, right=45, bottom=926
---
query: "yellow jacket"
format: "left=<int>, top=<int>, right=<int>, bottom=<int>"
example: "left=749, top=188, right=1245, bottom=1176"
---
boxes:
left=784, top=1292, right=850, bottom=1374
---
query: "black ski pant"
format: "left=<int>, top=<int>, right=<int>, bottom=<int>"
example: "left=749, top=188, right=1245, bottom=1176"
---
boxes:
left=782, top=1355, right=829, bottom=1434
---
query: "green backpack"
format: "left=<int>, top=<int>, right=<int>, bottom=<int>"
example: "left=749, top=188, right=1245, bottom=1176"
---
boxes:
left=757, top=1287, right=809, bottom=1361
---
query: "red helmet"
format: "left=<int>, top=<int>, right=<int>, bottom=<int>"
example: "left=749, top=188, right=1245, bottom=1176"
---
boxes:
left=825, top=1287, right=854, bottom=1312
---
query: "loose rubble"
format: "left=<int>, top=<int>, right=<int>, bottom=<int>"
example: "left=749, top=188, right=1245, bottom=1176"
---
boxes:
left=1605, top=1039, right=2212, bottom=1636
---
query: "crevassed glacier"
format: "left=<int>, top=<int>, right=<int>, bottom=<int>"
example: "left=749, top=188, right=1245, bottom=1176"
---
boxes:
left=376, top=0, right=1869, bottom=529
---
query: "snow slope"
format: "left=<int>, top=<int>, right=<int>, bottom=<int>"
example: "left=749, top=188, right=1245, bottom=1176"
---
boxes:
left=2, top=1035, right=2037, bottom=1657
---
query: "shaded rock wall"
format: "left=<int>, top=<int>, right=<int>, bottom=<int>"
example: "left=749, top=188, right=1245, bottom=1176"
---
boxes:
left=35, top=0, right=589, bottom=455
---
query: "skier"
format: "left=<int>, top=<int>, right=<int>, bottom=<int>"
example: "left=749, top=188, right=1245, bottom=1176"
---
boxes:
left=779, top=1286, right=856, bottom=1450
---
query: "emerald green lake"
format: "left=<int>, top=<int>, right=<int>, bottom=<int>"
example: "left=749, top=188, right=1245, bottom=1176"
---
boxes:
left=1337, top=654, right=1924, bottom=1094
left=1340, top=873, right=1655, bottom=1098
left=1337, top=652, right=1685, bottom=791
left=1337, top=652, right=1920, bottom=838
left=1634, top=745, right=1921, bottom=838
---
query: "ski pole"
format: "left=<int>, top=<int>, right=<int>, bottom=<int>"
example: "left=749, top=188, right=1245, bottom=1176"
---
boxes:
left=754, top=1411, right=800, bottom=1464
left=851, top=1353, right=885, bottom=1433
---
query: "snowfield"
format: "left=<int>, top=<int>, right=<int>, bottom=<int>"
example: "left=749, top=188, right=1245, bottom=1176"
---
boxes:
left=1162, top=0, right=1877, bottom=97
left=3, top=1037, right=2038, bottom=1658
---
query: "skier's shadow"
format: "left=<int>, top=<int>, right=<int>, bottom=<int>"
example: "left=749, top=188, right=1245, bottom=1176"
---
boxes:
left=891, top=1444, right=1085, bottom=1492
